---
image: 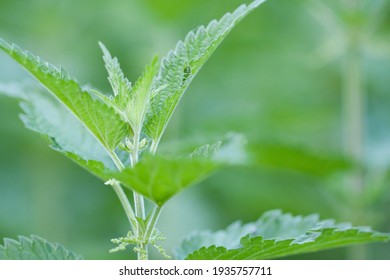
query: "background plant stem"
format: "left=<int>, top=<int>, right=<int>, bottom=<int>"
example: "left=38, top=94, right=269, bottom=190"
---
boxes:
left=342, top=0, right=366, bottom=259
left=343, top=34, right=364, bottom=195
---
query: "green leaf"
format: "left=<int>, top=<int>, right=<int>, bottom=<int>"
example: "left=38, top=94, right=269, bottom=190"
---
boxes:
left=98, top=43, right=159, bottom=134
left=99, top=41, right=132, bottom=98
left=63, top=152, right=111, bottom=181
left=176, top=210, right=390, bottom=260
left=248, top=142, right=352, bottom=177
left=110, top=135, right=245, bottom=205
left=125, top=55, right=159, bottom=133
left=111, top=154, right=218, bottom=206
left=144, top=0, right=266, bottom=146
left=0, top=82, right=116, bottom=174
left=0, top=38, right=130, bottom=159
left=0, top=235, right=83, bottom=260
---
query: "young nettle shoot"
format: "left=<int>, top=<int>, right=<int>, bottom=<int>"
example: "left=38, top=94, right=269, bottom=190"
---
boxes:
left=0, top=0, right=389, bottom=260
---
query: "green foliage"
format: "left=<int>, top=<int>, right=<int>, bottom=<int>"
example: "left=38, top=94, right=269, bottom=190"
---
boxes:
left=110, top=154, right=218, bottom=206
left=176, top=210, right=390, bottom=260
left=97, top=43, right=159, bottom=135
left=0, top=82, right=116, bottom=169
left=0, top=38, right=130, bottom=161
left=248, top=142, right=352, bottom=177
left=0, top=83, right=245, bottom=207
left=144, top=0, right=266, bottom=146
left=110, top=135, right=247, bottom=205
left=1, top=0, right=389, bottom=261
left=0, top=235, right=83, bottom=260
left=64, top=152, right=112, bottom=181
left=110, top=228, right=170, bottom=259
left=99, top=42, right=132, bottom=99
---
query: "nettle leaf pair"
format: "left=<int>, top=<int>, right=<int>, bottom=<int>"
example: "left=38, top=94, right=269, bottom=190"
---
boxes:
left=0, top=0, right=389, bottom=260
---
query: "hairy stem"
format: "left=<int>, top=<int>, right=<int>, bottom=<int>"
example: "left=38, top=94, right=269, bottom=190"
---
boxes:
left=137, top=243, right=149, bottom=260
left=111, top=180, right=136, bottom=233
left=144, top=205, right=163, bottom=242
left=137, top=206, right=163, bottom=261
left=130, top=128, right=148, bottom=260
left=150, top=139, right=159, bottom=155
left=131, top=129, right=146, bottom=220
left=109, top=150, right=125, bottom=170
left=108, top=151, right=138, bottom=240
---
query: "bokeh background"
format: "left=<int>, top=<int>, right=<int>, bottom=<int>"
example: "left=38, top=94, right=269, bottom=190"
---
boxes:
left=0, top=0, right=389, bottom=259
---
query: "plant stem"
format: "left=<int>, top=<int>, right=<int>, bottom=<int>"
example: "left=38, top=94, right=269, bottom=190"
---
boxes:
left=131, top=129, right=146, bottom=220
left=150, top=139, right=159, bottom=155
left=117, top=127, right=161, bottom=260
left=342, top=0, right=366, bottom=259
left=109, top=150, right=125, bottom=170
left=144, top=205, right=163, bottom=242
left=343, top=36, right=364, bottom=195
left=137, top=205, right=163, bottom=260
left=137, top=243, right=149, bottom=260
left=134, top=194, right=145, bottom=219
left=111, top=180, right=137, bottom=233
left=132, top=133, right=163, bottom=260
left=108, top=151, right=137, bottom=232
left=342, top=1, right=366, bottom=219
left=130, top=129, right=147, bottom=261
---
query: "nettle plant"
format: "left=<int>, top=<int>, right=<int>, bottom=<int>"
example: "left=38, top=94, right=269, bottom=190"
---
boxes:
left=0, top=0, right=389, bottom=260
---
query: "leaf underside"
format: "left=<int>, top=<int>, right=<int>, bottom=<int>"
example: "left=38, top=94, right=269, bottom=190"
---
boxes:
left=0, top=38, right=130, bottom=156
left=144, top=0, right=266, bottom=145
left=0, top=235, right=83, bottom=260
left=176, top=210, right=390, bottom=260
left=0, top=82, right=117, bottom=172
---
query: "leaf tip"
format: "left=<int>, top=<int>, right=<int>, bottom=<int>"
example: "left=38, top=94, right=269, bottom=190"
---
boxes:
left=98, top=41, right=111, bottom=58
left=251, top=0, right=267, bottom=8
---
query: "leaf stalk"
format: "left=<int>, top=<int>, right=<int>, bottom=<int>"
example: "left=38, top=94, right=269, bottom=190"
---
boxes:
left=110, top=180, right=137, bottom=233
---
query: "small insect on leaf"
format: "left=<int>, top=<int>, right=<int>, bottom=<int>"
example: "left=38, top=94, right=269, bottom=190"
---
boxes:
left=182, top=66, right=192, bottom=85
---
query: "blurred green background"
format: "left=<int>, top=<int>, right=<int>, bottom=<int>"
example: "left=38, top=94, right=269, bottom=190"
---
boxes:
left=0, top=0, right=389, bottom=259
